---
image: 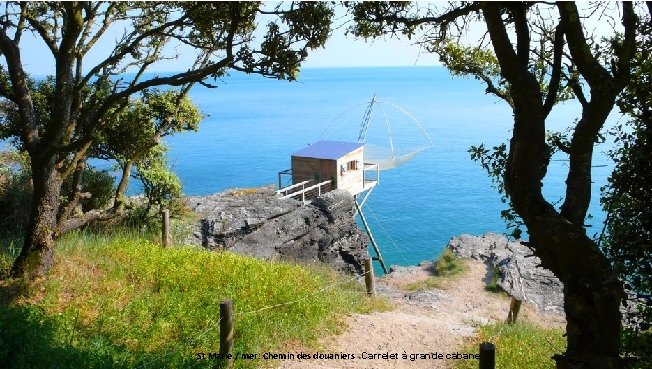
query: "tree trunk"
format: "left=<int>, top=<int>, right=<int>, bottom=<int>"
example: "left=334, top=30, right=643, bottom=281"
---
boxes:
left=113, top=160, right=132, bottom=212
left=505, top=106, right=623, bottom=369
left=522, top=208, right=623, bottom=369
left=11, top=159, right=63, bottom=280
left=479, top=3, right=626, bottom=366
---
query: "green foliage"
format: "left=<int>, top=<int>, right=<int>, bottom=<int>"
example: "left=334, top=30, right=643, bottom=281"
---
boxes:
left=433, top=248, right=465, bottom=277
left=0, top=231, right=377, bottom=369
left=94, top=90, right=203, bottom=163
left=133, top=147, right=183, bottom=212
left=621, top=322, right=652, bottom=369
left=79, top=168, right=116, bottom=212
left=0, top=150, right=32, bottom=233
left=601, top=16, right=652, bottom=366
left=433, top=41, right=512, bottom=104
left=468, top=143, right=524, bottom=239
left=454, top=322, right=566, bottom=369
left=401, top=248, right=466, bottom=291
left=60, top=165, right=116, bottom=213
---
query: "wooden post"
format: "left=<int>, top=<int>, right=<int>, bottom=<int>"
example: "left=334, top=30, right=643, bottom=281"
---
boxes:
left=506, top=297, right=522, bottom=324
left=161, top=209, right=170, bottom=248
left=364, top=257, right=375, bottom=296
left=479, top=342, right=495, bottom=369
left=219, top=299, right=234, bottom=368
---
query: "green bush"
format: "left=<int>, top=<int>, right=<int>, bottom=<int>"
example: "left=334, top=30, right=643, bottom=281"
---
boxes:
left=434, top=248, right=465, bottom=277
left=80, top=167, right=116, bottom=212
left=60, top=165, right=116, bottom=213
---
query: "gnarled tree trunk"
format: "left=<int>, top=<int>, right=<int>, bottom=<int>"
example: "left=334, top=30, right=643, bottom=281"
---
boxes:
left=504, top=83, right=623, bottom=369
left=479, top=2, right=634, bottom=366
left=10, top=158, right=63, bottom=279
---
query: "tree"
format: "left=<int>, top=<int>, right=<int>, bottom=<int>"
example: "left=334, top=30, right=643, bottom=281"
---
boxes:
left=600, top=12, right=652, bottom=367
left=1, top=78, right=203, bottom=234
left=0, top=2, right=333, bottom=279
left=350, top=2, right=643, bottom=368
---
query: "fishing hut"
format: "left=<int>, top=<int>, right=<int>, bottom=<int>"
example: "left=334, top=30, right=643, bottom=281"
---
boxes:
left=277, top=140, right=379, bottom=200
left=276, top=140, right=385, bottom=272
left=276, top=95, right=432, bottom=274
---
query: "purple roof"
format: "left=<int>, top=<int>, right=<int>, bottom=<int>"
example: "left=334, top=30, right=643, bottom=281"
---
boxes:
left=292, top=140, right=363, bottom=160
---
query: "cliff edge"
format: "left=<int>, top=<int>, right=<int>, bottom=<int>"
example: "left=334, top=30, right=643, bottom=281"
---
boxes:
left=186, top=187, right=368, bottom=274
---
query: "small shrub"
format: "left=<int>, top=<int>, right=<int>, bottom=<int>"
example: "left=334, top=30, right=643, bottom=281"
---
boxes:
left=80, top=167, right=115, bottom=212
left=434, top=248, right=464, bottom=277
left=622, top=303, right=652, bottom=369
left=401, top=248, right=466, bottom=291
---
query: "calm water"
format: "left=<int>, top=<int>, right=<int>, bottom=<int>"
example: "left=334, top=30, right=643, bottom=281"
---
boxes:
left=81, top=67, right=610, bottom=268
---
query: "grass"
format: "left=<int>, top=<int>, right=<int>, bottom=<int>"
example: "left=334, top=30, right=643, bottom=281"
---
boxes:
left=402, top=248, right=466, bottom=291
left=0, top=229, right=387, bottom=369
left=0, top=232, right=22, bottom=278
left=454, top=322, right=566, bottom=369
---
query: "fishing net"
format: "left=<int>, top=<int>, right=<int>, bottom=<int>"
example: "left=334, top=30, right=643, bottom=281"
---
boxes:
left=320, top=95, right=432, bottom=170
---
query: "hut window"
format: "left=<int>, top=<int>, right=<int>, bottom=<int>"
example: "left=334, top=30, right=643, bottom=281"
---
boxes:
left=347, top=160, right=359, bottom=171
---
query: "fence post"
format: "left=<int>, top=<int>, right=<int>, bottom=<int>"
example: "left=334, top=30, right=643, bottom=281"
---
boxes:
left=219, top=299, right=234, bottom=368
left=161, top=209, right=170, bottom=248
left=364, top=257, right=375, bottom=296
left=507, top=297, right=522, bottom=324
left=479, top=342, right=495, bottom=369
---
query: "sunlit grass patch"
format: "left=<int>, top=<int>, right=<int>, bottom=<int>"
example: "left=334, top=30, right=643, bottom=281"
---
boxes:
left=454, top=322, right=566, bottom=369
left=0, top=231, right=383, bottom=369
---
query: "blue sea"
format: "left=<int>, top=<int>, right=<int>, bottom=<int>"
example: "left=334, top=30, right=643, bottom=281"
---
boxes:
left=154, top=66, right=617, bottom=268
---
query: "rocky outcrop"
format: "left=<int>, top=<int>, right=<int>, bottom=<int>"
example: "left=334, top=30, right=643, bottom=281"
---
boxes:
left=186, top=187, right=368, bottom=274
left=447, top=233, right=651, bottom=329
left=447, top=233, right=565, bottom=316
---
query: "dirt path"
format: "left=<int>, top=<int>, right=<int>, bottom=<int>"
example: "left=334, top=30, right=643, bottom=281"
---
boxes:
left=276, top=259, right=565, bottom=369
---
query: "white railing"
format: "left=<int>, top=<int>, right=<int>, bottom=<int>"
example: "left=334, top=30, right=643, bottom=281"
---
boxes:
left=276, top=180, right=310, bottom=196
left=278, top=180, right=332, bottom=203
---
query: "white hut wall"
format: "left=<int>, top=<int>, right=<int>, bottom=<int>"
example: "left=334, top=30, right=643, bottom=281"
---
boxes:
left=335, top=148, right=364, bottom=194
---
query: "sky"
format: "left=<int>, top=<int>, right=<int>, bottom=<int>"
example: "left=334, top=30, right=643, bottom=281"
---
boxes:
left=13, top=2, right=625, bottom=76
left=16, top=4, right=437, bottom=77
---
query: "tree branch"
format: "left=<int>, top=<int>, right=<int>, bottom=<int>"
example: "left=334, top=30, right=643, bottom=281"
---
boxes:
left=355, top=2, right=481, bottom=34
left=0, top=27, right=39, bottom=150
left=56, top=208, right=123, bottom=236
left=509, top=3, right=531, bottom=68
left=26, top=15, right=58, bottom=55
left=78, top=3, right=118, bottom=56
left=14, top=3, right=27, bottom=44
left=79, top=9, right=195, bottom=88
left=480, top=4, right=523, bottom=84
left=615, top=2, right=636, bottom=80
left=558, top=2, right=611, bottom=87
left=543, top=23, right=564, bottom=116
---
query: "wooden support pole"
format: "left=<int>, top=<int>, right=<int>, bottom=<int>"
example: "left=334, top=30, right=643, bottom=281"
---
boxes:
left=364, top=257, right=375, bottom=296
left=479, top=342, right=495, bottom=369
left=219, top=299, right=234, bottom=368
left=161, top=209, right=170, bottom=248
left=354, top=201, right=388, bottom=274
left=506, top=297, right=522, bottom=324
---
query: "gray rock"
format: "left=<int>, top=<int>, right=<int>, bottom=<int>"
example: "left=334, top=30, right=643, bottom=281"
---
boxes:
left=448, top=233, right=652, bottom=328
left=448, top=233, right=565, bottom=316
left=187, top=187, right=367, bottom=274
